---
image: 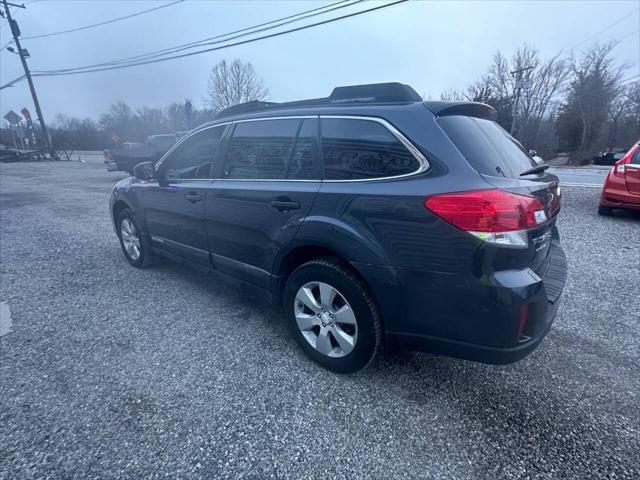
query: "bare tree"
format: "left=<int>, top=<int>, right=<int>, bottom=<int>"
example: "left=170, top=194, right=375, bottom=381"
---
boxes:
left=568, top=42, right=624, bottom=151
left=624, top=81, right=640, bottom=132
left=99, top=101, right=135, bottom=140
left=606, top=85, right=633, bottom=147
left=207, top=59, right=268, bottom=112
left=485, top=45, right=569, bottom=146
left=440, top=45, right=569, bottom=153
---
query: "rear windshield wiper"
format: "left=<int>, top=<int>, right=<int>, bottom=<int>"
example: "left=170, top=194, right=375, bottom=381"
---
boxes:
left=520, top=164, right=549, bottom=176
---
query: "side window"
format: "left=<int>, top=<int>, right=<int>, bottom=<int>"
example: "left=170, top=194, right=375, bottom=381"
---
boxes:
left=287, top=119, right=317, bottom=180
left=321, top=118, right=420, bottom=180
left=164, top=126, right=224, bottom=179
left=223, top=119, right=299, bottom=179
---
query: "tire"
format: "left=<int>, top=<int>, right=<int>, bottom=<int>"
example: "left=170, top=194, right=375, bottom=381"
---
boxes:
left=598, top=204, right=613, bottom=216
left=283, top=257, right=381, bottom=373
left=117, top=208, right=154, bottom=268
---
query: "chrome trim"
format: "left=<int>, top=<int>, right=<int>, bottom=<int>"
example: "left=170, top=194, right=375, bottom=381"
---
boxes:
left=155, top=122, right=232, bottom=170
left=150, top=235, right=210, bottom=255
left=157, top=114, right=430, bottom=183
left=233, top=115, right=316, bottom=123
left=214, top=178, right=321, bottom=183
left=319, top=115, right=429, bottom=182
left=212, top=252, right=271, bottom=277
left=159, top=178, right=215, bottom=182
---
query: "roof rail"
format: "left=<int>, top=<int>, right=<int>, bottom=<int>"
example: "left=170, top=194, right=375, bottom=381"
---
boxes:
left=215, top=100, right=280, bottom=119
left=214, top=82, right=422, bottom=119
left=329, top=82, right=422, bottom=103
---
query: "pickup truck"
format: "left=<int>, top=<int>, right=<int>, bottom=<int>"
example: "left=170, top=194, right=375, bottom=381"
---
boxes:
left=104, top=133, right=184, bottom=174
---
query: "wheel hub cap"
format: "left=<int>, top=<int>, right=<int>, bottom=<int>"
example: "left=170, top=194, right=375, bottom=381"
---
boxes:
left=294, top=281, right=358, bottom=358
left=120, top=218, right=141, bottom=261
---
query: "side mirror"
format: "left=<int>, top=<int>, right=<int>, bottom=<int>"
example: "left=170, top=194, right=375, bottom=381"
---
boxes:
left=133, top=161, right=156, bottom=181
left=528, top=149, right=537, bottom=157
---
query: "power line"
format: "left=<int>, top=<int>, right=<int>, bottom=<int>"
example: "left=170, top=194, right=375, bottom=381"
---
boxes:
left=31, top=0, right=409, bottom=78
left=569, top=6, right=640, bottom=50
left=98, top=0, right=359, bottom=68
left=615, top=28, right=640, bottom=43
left=0, top=73, right=25, bottom=90
left=21, top=0, right=185, bottom=40
left=1, top=0, right=53, bottom=153
left=37, top=0, right=362, bottom=72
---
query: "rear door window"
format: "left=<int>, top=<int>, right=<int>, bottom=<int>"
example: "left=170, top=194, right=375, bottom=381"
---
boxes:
left=223, top=119, right=299, bottom=179
left=321, top=118, right=420, bottom=180
left=438, top=116, right=536, bottom=178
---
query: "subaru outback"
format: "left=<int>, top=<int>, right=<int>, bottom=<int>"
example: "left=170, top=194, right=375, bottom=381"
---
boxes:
left=110, top=83, right=567, bottom=373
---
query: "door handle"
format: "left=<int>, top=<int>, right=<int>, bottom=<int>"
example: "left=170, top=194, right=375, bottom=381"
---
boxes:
left=270, top=200, right=300, bottom=211
left=185, top=192, right=203, bottom=203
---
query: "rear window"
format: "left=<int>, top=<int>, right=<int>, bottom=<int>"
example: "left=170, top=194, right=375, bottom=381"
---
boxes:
left=438, top=116, right=535, bottom=178
left=321, top=118, right=419, bottom=180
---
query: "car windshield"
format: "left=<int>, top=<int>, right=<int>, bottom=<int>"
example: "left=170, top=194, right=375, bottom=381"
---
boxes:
left=438, top=115, right=536, bottom=178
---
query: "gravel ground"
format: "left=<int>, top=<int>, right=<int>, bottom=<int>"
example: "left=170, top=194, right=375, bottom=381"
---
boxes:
left=1, top=161, right=639, bottom=479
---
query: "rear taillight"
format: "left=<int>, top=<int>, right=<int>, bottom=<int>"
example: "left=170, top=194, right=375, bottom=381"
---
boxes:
left=549, top=182, right=561, bottom=217
left=425, top=189, right=547, bottom=247
left=614, top=145, right=639, bottom=177
left=614, top=157, right=631, bottom=177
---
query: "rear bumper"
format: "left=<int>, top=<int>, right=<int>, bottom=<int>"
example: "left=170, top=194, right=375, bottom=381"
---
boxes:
left=105, top=161, right=119, bottom=172
left=392, top=296, right=560, bottom=364
left=354, top=241, right=567, bottom=364
left=600, top=173, right=640, bottom=210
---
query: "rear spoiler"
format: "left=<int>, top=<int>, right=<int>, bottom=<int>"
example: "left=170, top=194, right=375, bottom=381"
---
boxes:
left=423, top=101, right=497, bottom=121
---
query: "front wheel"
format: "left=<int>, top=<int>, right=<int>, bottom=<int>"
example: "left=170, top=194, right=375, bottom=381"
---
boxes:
left=283, top=257, right=381, bottom=373
left=598, top=204, right=613, bottom=216
left=117, top=209, right=154, bottom=268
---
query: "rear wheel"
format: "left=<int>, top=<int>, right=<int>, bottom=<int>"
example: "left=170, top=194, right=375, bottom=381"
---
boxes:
left=598, top=204, right=613, bottom=216
left=117, top=209, right=154, bottom=268
left=283, top=257, right=381, bottom=373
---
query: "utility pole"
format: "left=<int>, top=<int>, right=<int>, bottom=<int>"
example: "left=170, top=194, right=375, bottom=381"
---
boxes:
left=2, top=0, right=54, bottom=154
left=509, top=65, right=535, bottom=136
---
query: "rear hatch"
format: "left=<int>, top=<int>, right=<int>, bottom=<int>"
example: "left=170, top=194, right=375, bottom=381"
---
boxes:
left=435, top=112, right=561, bottom=275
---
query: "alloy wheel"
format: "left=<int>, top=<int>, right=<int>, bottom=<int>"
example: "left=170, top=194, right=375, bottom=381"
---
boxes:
left=294, top=281, right=358, bottom=358
left=120, top=218, right=141, bottom=261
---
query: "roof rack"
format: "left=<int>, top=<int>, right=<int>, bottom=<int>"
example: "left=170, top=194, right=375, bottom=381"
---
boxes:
left=214, top=82, right=422, bottom=119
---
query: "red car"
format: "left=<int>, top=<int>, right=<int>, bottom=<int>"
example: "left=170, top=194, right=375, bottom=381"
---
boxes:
left=598, top=140, right=640, bottom=215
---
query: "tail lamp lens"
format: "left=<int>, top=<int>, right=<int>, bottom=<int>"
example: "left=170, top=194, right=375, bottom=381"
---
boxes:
left=614, top=145, right=639, bottom=177
left=614, top=157, right=630, bottom=177
left=517, top=304, right=531, bottom=342
left=424, top=189, right=547, bottom=247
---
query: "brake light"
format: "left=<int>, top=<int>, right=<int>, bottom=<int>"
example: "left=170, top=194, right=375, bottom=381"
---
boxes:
left=614, top=145, right=639, bottom=177
left=614, top=157, right=631, bottom=177
left=549, top=182, right=561, bottom=217
left=425, top=189, right=547, bottom=247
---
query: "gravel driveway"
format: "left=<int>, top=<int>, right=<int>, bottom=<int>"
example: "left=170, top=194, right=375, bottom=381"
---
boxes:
left=1, top=161, right=639, bottom=479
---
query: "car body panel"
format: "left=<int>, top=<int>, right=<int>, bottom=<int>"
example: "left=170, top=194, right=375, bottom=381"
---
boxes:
left=205, top=179, right=321, bottom=289
left=600, top=142, right=640, bottom=211
left=110, top=93, right=567, bottom=365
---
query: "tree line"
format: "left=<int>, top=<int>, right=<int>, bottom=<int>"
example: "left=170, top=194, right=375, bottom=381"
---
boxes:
left=47, top=59, right=267, bottom=150
left=440, top=42, right=639, bottom=163
left=5, top=51, right=637, bottom=162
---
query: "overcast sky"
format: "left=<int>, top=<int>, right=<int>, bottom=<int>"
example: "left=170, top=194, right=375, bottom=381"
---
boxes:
left=0, top=0, right=638, bottom=121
